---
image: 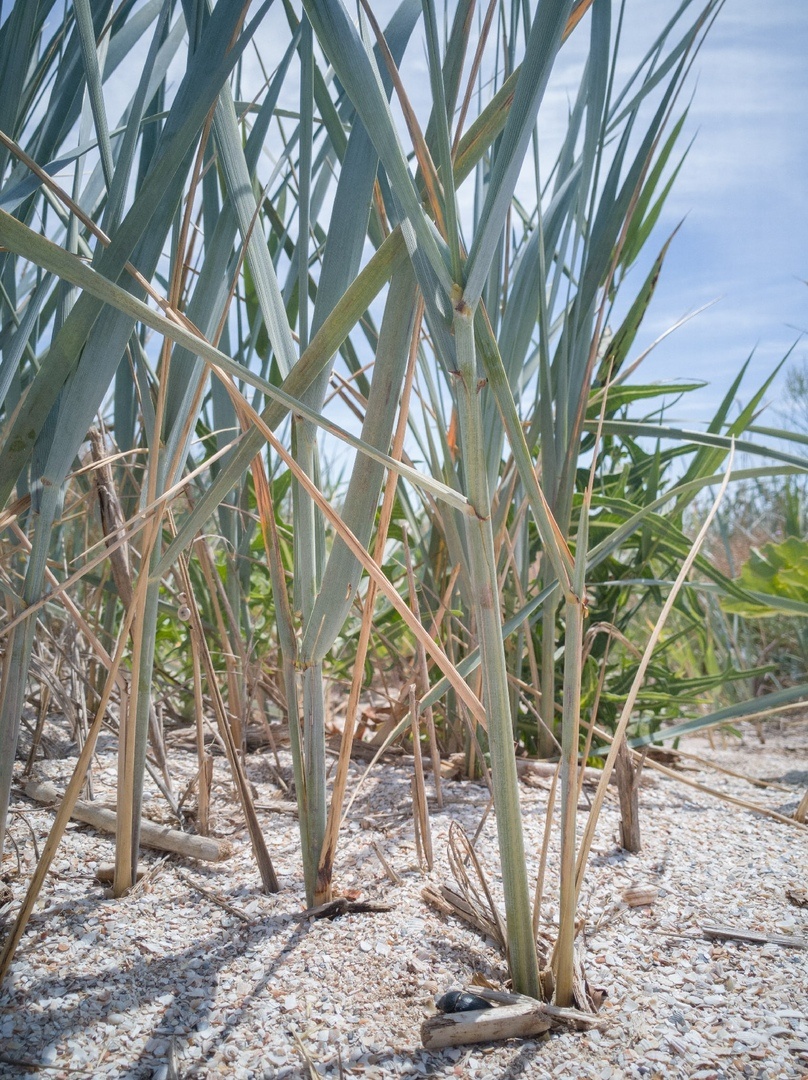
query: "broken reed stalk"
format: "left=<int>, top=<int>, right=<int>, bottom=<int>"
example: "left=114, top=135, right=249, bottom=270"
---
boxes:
left=409, top=686, right=433, bottom=870
left=194, top=538, right=246, bottom=749
left=658, top=747, right=792, bottom=791
left=403, top=525, right=443, bottom=806
left=614, top=737, right=643, bottom=852
left=532, top=763, right=559, bottom=939
left=188, top=619, right=212, bottom=835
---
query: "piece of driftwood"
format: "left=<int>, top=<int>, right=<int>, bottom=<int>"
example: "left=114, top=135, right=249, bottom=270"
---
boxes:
left=702, top=924, right=807, bottom=949
left=25, top=780, right=233, bottom=863
left=614, top=737, right=642, bottom=852
left=421, top=995, right=603, bottom=1049
left=422, top=1000, right=554, bottom=1049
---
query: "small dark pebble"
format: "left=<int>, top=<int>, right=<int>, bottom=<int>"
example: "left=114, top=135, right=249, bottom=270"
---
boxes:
left=436, top=990, right=495, bottom=1014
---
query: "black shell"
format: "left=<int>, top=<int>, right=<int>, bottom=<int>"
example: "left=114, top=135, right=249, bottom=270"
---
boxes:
left=436, top=990, right=494, bottom=1014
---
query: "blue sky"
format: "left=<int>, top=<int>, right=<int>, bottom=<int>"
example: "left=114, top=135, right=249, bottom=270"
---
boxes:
left=616, top=0, right=808, bottom=424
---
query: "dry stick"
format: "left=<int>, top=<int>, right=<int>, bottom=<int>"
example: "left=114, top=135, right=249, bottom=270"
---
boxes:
left=24, top=781, right=231, bottom=862
left=23, top=676, right=51, bottom=777
left=195, top=540, right=245, bottom=749
left=315, top=300, right=424, bottom=897
left=573, top=453, right=737, bottom=903
left=371, top=841, right=402, bottom=885
left=576, top=634, right=612, bottom=804
left=411, top=776, right=425, bottom=871
left=402, top=527, right=443, bottom=806
left=471, top=795, right=494, bottom=847
left=175, top=869, right=251, bottom=922
left=702, top=925, right=807, bottom=949
left=532, top=764, right=559, bottom=940
left=175, top=542, right=279, bottom=892
left=660, top=746, right=793, bottom=792
left=0, top=599, right=139, bottom=985
left=409, top=685, right=433, bottom=871
left=188, top=621, right=212, bottom=836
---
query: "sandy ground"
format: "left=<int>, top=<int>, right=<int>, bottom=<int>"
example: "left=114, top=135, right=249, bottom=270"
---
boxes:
left=1, top=715, right=806, bottom=1079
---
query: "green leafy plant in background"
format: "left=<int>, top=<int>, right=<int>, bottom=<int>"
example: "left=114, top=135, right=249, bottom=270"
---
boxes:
left=723, top=536, right=808, bottom=618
